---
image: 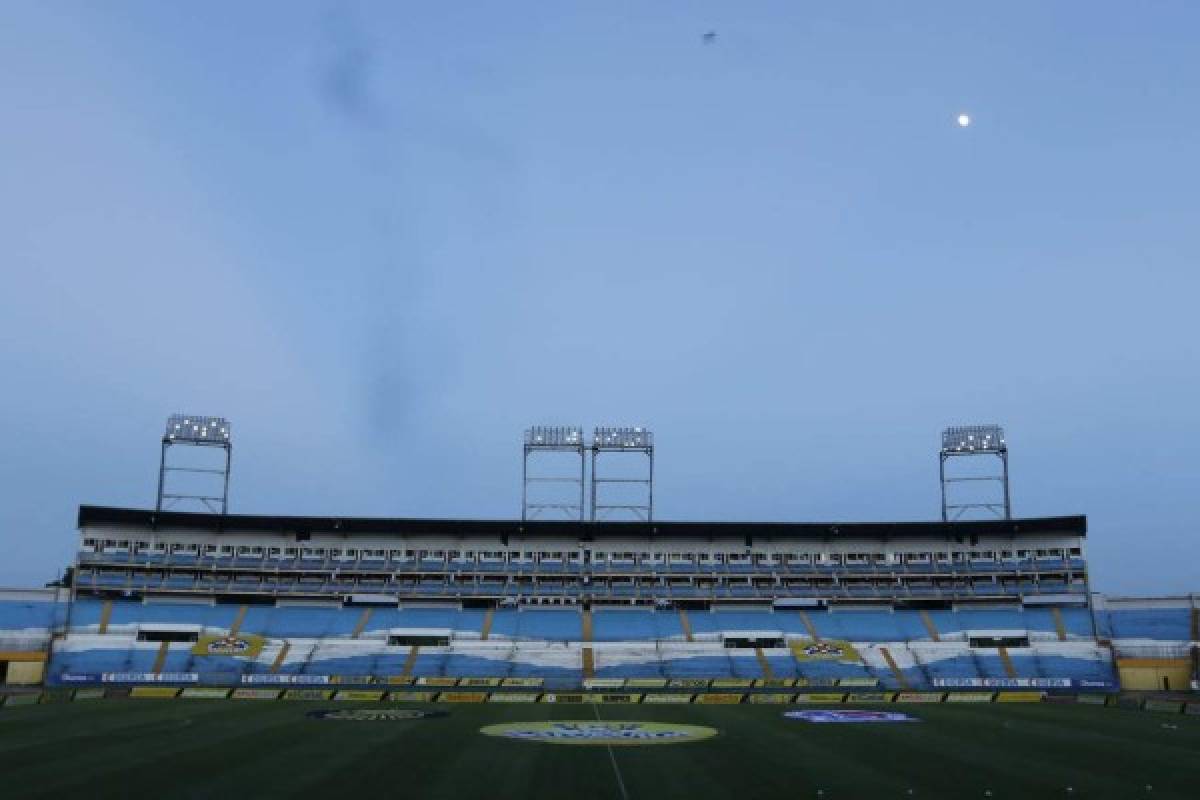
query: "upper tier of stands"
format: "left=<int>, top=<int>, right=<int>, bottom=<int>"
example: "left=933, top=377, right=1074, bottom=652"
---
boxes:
left=1094, top=608, right=1194, bottom=641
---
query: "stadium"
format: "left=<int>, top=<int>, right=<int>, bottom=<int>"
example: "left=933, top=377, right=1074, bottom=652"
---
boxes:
left=0, top=418, right=1196, bottom=799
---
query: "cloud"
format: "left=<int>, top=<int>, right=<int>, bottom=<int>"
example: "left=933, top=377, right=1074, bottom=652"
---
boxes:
left=316, top=6, right=380, bottom=125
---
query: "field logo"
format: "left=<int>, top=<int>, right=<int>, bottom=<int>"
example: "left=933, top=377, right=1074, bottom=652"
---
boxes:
left=307, top=709, right=447, bottom=721
left=480, top=721, right=718, bottom=746
left=192, top=634, right=265, bottom=659
left=785, top=710, right=919, bottom=723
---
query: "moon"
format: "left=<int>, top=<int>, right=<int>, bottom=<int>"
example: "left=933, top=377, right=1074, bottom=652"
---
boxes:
left=957, top=113, right=971, bottom=128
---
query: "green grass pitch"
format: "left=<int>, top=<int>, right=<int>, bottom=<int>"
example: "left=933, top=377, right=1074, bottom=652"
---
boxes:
left=0, top=700, right=1197, bottom=799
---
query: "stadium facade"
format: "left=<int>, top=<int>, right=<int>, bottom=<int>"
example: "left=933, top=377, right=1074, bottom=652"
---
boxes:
left=0, top=420, right=1196, bottom=696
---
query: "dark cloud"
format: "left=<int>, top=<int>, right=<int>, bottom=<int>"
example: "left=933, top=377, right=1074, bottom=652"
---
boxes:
left=317, top=6, right=380, bottom=125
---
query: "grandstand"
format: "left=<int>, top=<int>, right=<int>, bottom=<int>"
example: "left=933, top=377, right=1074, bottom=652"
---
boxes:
left=3, top=505, right=1190, bottom=693
left=0, top=419, right=1194, bottom=698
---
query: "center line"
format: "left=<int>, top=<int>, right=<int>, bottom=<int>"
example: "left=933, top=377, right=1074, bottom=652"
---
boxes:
left=591, top=700, right=631, bottom=800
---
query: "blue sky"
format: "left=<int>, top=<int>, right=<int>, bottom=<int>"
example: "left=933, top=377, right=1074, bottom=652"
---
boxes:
left=1, top=2, right=1197, bottom=592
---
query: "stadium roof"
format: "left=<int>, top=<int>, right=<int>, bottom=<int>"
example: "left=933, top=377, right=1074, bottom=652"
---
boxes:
left=77, top=506, right=1086, bottom=541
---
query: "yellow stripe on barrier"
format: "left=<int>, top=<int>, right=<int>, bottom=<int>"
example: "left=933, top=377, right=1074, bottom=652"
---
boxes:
left=995, top=692, right=1045, bottom=703
left=131, top=687, right=180, bottom=699
left=895, top=692, right=945, bottom=703
left=489, top=693, right=541, bottom=703
left=589, top=693, right=643, bottom=704
left=335, top=690, right=384, bottom=701
left=794, top=693, right=846, bottom=703
left=642, top=693, right=694, bottom=704
left=749, top=693, right=795, bottom=704
left=945, top=692, right=994, bottom=703
left=438, top=692, right=489, bottom=703
left=695, top=693, right=744, bottom=704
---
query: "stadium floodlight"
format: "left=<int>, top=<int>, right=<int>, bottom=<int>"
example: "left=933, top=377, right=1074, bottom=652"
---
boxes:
left=941, top=424, right=1006, bottom=455
left=524, top=426, right=584, bottom=448
left=590, top=426, right=654, bottom=521
left=592, top=426, right=653, bottom=450
left=939, top=424, right=1010, bottom=521
left=165, top=414, right=231, bottom=445
left=156, top=413, right=232, bottom=514
left=522, top=425, right=586, bottom=521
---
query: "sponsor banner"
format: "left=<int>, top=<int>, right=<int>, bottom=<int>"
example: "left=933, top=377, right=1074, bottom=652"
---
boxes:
left=710, top=679, right=753, bottom=689
left=489, top=693, right=541, bottom=703
left=387, top=691, right=436, bottom=703
left=386, top=676, right=416, bottom=686
left=2, top=694, right=39, bottom=707
left=749, top=693, right=794, bottom=704
left=307, top=708, right=447, bottom=721
left=131, top=687, right=180, bottom=698
left=625, top=679, right=668, bottom=689
left=243, top=675, right=331, bottom=685
left=480, top=721, right=718, bottom=746
left=1077, top=693, right=1108, bottom=705
left=795, top=693, right=846, bottom=704
left=231, top=689, right=281, bottom=700
left=102, top=672, right=198, bottom=684
left=789, top=639, right=861, bottom=664
left=1114, top=695, right=1141, bottom=710
left=1043, top=695, right=1077, bottom=705
left=1077, top=679, right=1118, bottom=691
left=583, top=679, right=626, bottom=690
left=39, top=690, right=74, bottom=704
left=945, top=692, right=995, bottom=704
left=180, top=688, right=232, bottom=699
left=755, top=679, right=796, bottom=689
left=334, top=676, right=380, bottom=686
left=104, top=688, right=131, bottom=699
left=695, top=693, right=744, bottom=705
left=73, top=688, right=105, bottom=701
left=1143, top=700, right=1183, bottom=714
left=1183, top=703, right=1200, bottom=716
left=643, top=693, right=694, bottom=704
left=191, top=634, right=265, bottom=659
left=837, top=678, right=880, bottom=688
left=933, top=677, right=1072, bottom=689
left=501, top=678, right=544, bottom=688
left=335, top=690, right=385, bottom=702
left=416, top=677, right=459, bottom=687
left=995, top=692, right=1045, bottom=703
left=845, top=692, right=897, bottom=704
left=590, top=693, right=643, bottom=704
left=541, top=693, right=586, bottom=704
left=895, top=692, right=945, bottom=703
left=808, top=678, right=840, bottom=688
left=438, top=692, right=488, bottom=703
left=667, top=679, right=710, bottom=689
left=785, top=710, right=918, bottom=724
left=283, top=689, right=335, bottom=701
left=460, top=678, right=503, bottom=688
left=60, top=673, right=100, bottom=684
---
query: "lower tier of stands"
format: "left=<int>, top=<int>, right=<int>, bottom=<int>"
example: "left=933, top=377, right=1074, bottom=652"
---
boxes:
left=45, top=635, right=1118, bottom=691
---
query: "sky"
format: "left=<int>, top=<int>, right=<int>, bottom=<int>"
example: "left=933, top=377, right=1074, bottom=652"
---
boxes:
left=1, top=2, right=1197, bottom=593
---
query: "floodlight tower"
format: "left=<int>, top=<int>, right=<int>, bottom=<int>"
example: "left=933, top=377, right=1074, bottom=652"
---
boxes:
left=156, top=414, right=232, bottom=514
left=522, top=426, right=586, bottom=520
left=590, top=427, right=654, bottom=521
left=939, top=424, right=1010, bottom=521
